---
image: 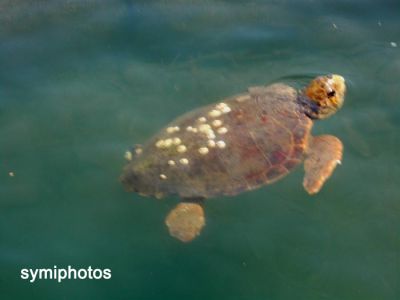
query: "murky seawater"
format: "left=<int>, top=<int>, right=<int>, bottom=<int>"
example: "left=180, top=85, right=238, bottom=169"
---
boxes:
left=1, top=1, right=399, bottom=299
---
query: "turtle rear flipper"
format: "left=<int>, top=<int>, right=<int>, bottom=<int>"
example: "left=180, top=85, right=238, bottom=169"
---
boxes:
left=303, top=135, right=343, bottom=194
left=165, top=202, right=205, bottom=242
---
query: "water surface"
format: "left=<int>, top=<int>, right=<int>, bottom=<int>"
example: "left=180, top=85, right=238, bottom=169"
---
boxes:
left=1, top=1, right=399, bottom=299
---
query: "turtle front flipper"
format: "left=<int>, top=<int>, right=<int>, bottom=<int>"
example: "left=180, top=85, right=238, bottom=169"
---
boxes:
left=303, top=135, right=343, bottom=194
left=165, top=200, right=205, bottom=242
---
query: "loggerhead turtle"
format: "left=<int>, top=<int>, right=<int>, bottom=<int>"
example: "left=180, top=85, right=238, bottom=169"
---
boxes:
left=121, top=74, right=346, bottom=242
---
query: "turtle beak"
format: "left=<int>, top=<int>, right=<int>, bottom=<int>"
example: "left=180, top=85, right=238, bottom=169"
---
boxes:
left=328, top=74, right=346, bottom=110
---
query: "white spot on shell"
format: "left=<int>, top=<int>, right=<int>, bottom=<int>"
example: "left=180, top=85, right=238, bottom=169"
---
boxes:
left=198, top=147, right=209, bottom=155
left=216, top=102, right=228, bottom=110
left=156, top=140, right=165, bottom=148
left=167, top=126, right=180, bottom=133
left=208, top=109, right=222, bottom=118
left=186, top=126, right=199, bottom=133
left=217, top=127, right=228, bottom=134
left=179, top=158, right=189, bottom=165
left=212, top=119, right=223, bottom=127
left=177, top=145, right=187, bottom=153
left=207, top=131, right=216, bottom=139
left=124, top=151, right=133, bottom=161
left=236, top=95, right=251, bottom=102
left=168, top=160, right=176, bottom=166
left=198, top=124, right=211, bottom=132
left=207, top=140, right=216, bottom=148
left=336, top=160, right=342, bottom=165
left=216, top=140, right=226, bottom=149
left=160, top=174, right=167, bottom=180
left=164, top=138, right=173, bottom=147
left=221, top=106, right=231, bottom=113
left=173, top=137, right=181, bottom=145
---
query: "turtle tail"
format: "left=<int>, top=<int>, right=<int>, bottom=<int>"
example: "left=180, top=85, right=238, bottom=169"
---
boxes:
left=120, top=166, right=143, bottom=193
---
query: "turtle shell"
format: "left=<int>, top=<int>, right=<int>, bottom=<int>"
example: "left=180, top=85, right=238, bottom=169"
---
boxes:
left=121, top=83, right=313, bottom=199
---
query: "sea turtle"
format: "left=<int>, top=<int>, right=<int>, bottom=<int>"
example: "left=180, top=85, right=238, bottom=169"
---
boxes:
left=121, top=74, right=346, bottom=242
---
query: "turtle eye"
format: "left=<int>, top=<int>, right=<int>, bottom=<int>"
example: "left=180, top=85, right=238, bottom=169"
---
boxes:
left=327, top=90, right=336, bottom=97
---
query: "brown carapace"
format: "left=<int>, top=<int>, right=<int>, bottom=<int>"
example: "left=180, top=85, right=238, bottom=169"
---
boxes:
left=121, top=74, right=346, bottom=242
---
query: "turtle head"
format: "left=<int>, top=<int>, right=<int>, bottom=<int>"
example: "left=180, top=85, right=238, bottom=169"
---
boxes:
left=304, top=74, right=346, bottom=119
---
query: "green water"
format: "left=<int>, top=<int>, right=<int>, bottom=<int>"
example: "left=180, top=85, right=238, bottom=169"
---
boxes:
left=1, top=1, right=399, bottom=299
